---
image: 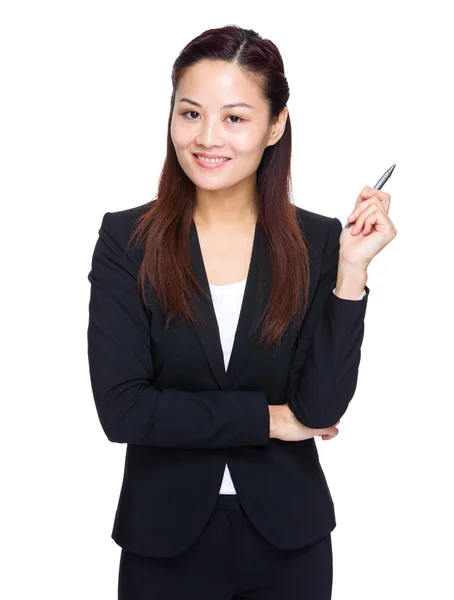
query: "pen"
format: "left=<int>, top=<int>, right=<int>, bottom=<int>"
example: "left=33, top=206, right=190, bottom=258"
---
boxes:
left=344, top=164, right=396, bottom=228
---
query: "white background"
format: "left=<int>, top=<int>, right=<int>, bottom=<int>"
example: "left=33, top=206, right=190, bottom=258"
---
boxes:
left=1, top=1, right=452, bottom=598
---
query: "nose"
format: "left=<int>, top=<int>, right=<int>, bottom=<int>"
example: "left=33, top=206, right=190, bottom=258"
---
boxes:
left=195, top=117, right=224, bottom=148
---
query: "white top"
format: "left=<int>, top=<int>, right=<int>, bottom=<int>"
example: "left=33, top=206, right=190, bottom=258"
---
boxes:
left=209, top=278, right=366, bottom=495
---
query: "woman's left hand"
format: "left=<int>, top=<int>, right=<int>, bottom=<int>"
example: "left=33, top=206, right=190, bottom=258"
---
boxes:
left=340, top=186, right=398, bottom=270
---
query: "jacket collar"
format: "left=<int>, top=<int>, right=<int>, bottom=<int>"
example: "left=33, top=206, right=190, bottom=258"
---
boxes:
left=189, top=217, right=273, bottom=391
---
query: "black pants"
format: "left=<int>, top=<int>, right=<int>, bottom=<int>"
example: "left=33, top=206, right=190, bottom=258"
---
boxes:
left=118, top=494, right=333, bottom=599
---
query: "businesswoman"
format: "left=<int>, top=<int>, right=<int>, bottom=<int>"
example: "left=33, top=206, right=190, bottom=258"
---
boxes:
left=87, top=24, right=397, bottom=600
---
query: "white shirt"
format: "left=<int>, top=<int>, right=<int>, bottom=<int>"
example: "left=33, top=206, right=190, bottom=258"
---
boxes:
left=209, top=278, right=366, bottom=494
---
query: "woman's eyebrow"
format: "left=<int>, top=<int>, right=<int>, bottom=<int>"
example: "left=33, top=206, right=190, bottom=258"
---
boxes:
left=178, top=97, right=254, bottom=110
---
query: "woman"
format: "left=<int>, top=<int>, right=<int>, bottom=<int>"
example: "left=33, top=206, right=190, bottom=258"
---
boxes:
left=87, top=24, right=397, bottom=600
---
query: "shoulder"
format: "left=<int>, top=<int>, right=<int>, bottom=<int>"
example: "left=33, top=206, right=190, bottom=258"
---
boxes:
left=102, top=200, right=154, bottom=235
left=99, top=200, right=155, bottom=254
left=294, top=205, right=342, bottom=246
left=92, top=202, right=156, bottom=274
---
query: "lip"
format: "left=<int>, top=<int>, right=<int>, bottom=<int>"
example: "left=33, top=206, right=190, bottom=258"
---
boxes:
left=193, top=152, right=231, bottom=159
left=192, top=154, right=232, bottom=169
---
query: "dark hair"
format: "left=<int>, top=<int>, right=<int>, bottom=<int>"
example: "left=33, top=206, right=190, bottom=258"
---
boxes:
left=128, top=24, right=311, bottom=351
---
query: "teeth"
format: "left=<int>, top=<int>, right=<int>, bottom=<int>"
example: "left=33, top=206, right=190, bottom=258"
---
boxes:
left=196, top=155, right=229, bottom=163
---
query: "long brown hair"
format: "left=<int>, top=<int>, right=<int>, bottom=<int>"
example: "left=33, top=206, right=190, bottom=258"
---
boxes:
left=127, top=25, right=311, bottom=351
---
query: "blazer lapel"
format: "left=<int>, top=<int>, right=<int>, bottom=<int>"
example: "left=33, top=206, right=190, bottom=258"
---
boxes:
left=189, top=218, right=272, bottom=391
left=189, top=214, right=322, bottom=392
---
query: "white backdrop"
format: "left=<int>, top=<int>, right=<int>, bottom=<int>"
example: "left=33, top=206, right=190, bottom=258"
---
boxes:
left=1, top=1, right=452, bottom=598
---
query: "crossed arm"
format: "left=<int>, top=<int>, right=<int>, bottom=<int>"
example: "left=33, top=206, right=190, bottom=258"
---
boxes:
left=87, top=213, right=368, bottom=449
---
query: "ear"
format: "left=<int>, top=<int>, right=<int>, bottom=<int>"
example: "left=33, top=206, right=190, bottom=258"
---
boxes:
left=266, top=106, right=288, bottom=147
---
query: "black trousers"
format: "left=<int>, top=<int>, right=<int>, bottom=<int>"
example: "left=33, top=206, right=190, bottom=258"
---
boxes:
left=118, top=494, right=333, bottom=599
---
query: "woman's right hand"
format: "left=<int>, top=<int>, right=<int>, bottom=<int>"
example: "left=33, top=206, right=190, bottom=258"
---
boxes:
left=269, top=404, right=340, bottom=442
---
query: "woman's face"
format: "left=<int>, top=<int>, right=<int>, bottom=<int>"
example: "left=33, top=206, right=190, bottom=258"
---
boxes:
left=171, top=60, right=287, bottom=193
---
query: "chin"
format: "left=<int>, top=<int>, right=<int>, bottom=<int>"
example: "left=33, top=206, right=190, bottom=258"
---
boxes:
left=195, top=180, right=230, bottom=191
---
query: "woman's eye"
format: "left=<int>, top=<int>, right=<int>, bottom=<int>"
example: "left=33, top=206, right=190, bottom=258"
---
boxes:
left=183, top=110, right=199, bottom=120
left=182, top=111, right=243, bottom=124
left=227, top=115, right=243, bottom=124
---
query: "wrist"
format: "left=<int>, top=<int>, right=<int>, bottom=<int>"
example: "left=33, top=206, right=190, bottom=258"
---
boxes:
left=269, top=406, right=281, bottom=438
left=335, top=260, right=368, bottom=300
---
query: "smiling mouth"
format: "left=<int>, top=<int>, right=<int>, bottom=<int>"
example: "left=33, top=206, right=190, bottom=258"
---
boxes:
left=193, top=154, right=231, bottom=163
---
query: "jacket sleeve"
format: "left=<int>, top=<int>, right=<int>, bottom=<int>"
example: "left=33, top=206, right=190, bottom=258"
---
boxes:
left=87, top=212, right=270, bottom=449
left=286, top=217, right=370, bottom=429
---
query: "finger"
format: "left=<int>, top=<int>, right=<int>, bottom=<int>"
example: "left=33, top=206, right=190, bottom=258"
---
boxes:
left=349, top=196, right=387, bottom=225
left=321, top=425, right=339, bottom=436
left=350, top=202, right=385, bottom=234
left=359, top=186, right=391, bottom=203
left=362, top=211, right=381, bottom=235
left=356, top=187, right=391, bottom=212
left=362, top=209, right=394, bottom=236
left=346, top=196, right=386, bottom=228
left=321, top=428, right=339, bottom=440
left=356, top=208, right=393, bottom=237
left=319, top=422, right=340, bottom=438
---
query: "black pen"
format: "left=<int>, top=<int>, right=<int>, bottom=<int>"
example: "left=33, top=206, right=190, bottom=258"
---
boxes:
left=344, top=164, right=396, bottom=228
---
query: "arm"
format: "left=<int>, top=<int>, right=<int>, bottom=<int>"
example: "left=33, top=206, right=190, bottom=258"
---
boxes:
left=87, top=212, right=270, bottom=449
left=286, top=217, right=370, bottom=429
left=333, top=288, right=366, bottom=301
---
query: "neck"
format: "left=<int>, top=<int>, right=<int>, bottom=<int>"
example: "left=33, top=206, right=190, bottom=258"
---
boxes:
left=193, top=180, right=259, bottom=228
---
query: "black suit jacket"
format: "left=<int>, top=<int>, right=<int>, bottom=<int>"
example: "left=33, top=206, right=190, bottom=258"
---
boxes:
left=87, top=200, right=370, bottom=558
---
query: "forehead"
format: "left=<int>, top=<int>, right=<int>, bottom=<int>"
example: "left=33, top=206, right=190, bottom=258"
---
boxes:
left=177, top=60, right=264, bottom=105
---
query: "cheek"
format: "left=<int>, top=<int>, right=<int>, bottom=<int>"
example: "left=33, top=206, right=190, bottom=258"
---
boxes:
left=233, top=130, right=266, bottom=154
left=233, top=141, right=267, bottom=170
left=170, top=119, right=190, bottom=149
left=170, top=127, right=181, bottom=149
